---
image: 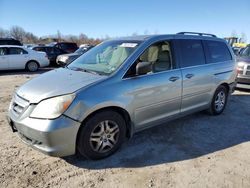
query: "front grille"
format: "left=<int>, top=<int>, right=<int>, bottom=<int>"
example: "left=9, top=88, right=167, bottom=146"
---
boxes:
left=237, top=77, right=250, bottom=84
left=12, top=103, right=24, bottom=115
left=11, top=94, right=29, bottom=116
left=238, top=64, right=250, bottom=77
left=18, top=132, right=42, bottom=145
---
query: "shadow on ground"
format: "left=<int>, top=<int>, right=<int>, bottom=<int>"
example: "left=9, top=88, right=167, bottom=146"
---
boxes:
left=64, top=92, right=250, bottom=169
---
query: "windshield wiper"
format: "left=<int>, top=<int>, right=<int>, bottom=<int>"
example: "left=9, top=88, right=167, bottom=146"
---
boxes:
left=69, top=67, right=101, bottom=75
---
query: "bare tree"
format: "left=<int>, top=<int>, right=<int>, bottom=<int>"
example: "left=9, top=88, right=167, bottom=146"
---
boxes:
left=9, top=26, right=26, bottom=41
left=24, top=32, right=38, bottom=43
left=0, top=28, right=8, bottom=38
left=1, top=25, right=103, bottom=45
left=132, top=32, right=138, bottom=36
left=231, top=30, right=238, bottom=38
left=240, top=32, right=247, bottom=43
left=57, top=30, right=62, bottom=42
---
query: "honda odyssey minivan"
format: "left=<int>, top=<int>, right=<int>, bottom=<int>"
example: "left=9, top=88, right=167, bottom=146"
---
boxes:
left=7, top=32, right=237, bottom=159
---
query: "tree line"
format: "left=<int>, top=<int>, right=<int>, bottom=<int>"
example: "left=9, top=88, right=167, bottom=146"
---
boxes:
left=0, top=26, right=103, bottom=45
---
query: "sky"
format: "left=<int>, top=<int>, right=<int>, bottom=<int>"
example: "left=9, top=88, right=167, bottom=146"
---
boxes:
left=0, top=0, right=249, bottom=40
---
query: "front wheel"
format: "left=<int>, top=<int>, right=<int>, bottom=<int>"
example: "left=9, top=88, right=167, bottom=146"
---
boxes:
left=208, top=85, right=228, bottom=115
left=77, top=110, right=126, bottom=160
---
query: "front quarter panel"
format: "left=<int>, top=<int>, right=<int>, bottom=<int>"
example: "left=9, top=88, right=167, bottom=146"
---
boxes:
left=64, top=78, right=133, bottom=123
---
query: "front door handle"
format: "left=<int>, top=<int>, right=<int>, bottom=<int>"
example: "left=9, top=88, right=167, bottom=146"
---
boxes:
left=185, top=74, right=194, bottom=79
left=169, top=76, right=180, bottom=82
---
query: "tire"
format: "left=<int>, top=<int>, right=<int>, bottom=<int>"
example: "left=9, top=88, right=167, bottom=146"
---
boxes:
left=26, top=61, right=39, bottom=72
left=208, top=85, right=228, bottom=115
left=77, top=110, right=126, bottom=160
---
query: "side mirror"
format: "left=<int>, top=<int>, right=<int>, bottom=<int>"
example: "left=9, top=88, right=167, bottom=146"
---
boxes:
left=136, top=62, right=152, bottom=75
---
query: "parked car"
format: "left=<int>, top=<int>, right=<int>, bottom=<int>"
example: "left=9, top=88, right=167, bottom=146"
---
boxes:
left=32, top=46, right=66, bottom=66
left=50, top=42, right=78, bottom=53
left=0, top=45, right=49, bottom=71
left=0, top=38, right=22, bottom=46
left=23, top=44, right=36, bottom=49
left=56, top=45, right=94, bottom=66
left=236, top=44, right=250, bottom=89
left=7, top=32, right=237, bottom=159
left=232, top=47, right=241, bottom=56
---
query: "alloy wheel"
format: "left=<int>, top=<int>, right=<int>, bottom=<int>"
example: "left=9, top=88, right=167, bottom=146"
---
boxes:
left=90, top=120, right=120, bottom=153
left=214, top=91, right=226, bottom=112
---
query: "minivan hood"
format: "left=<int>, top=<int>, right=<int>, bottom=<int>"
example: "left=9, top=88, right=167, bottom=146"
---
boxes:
left=16, top=68, right=106, bottom=103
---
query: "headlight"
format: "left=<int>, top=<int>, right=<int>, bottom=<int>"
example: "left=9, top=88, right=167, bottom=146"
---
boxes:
left=30, top=94, right=75, bottom=119
left=238, top=62, right=246, bottom=67
left=61, top=56, right=69, bottom=62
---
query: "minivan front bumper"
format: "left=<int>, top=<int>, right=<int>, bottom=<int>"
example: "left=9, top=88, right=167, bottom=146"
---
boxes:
left=236, top=76, right=250, bottom=89
left=7, top=114, right=81, bottom=157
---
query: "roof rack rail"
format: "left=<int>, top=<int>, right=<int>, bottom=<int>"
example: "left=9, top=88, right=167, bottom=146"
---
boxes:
left=177, top=32, right=217, bottom=38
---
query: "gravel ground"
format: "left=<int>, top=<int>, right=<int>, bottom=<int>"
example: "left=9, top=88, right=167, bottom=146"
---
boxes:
left=0, top=69, right=250, bottom=188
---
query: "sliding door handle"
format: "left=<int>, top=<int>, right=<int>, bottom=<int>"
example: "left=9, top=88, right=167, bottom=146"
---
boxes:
left=185, top=74, right=194, bottom=79
left=169, top=76, right=180, bottom=82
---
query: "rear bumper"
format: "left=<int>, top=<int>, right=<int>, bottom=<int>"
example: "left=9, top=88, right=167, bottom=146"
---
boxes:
left=6, top=114, right=81, bottom=157
left=39, top=59, right=50, bottom=67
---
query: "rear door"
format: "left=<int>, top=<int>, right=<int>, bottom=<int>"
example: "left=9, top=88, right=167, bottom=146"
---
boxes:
left=177, top=39, right=214, bottom=113
left=0, top=47, right=9, bottom=70
left=8, top=47, right=29, bottom=69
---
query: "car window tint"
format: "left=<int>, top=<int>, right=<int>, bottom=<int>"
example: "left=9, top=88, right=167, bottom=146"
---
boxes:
left=53, top=47, right=61, bottom=54
left=46, top=47, right=54, bottom=54
left=206, top=41, right=232, bottom=63
left=9, top=48, right=28, bottom=55
left=0, top=47, right=8, bottom=55
left=34, top=47, right=45, bottom=52
left=179, top=40, right=206, bottom=68
left=125, top=41, right=173, bottom=77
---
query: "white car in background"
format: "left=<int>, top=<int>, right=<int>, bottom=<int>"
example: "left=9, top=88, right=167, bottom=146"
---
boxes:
left=0, top=45, right=49, bottom=72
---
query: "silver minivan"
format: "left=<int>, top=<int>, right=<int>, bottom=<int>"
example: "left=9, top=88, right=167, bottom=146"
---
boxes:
left=7, top=32, right=237, bottom=159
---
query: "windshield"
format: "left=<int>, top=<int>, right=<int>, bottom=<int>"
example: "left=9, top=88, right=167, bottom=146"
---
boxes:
left=240, top=46, right=250, bottom=57
left=67, top=40, right=140, bottom=75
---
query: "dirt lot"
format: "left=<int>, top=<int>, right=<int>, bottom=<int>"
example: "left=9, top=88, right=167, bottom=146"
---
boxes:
left=0, top=69, right=250, bottom=188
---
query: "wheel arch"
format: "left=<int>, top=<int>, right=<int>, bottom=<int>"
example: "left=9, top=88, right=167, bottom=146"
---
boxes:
left=25, top=60, right=40, bottom=69
left=77, top=106, right=133, bottom=141
left=218, top=82, right=230, bottom=93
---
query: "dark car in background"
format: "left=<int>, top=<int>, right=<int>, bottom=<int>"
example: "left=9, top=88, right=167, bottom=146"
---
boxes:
left=237, top=44, right=250, bottom=89
left=32, top=46, right=66, bottom=66
left=56, top=45, right=94, bottom=66
left=50, top=42, right=78, bottom=53
left=0, top=38, right=22, bottom=46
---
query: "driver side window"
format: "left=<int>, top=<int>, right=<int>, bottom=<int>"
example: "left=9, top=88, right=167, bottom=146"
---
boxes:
left=125, top=41, right=173, bottom=78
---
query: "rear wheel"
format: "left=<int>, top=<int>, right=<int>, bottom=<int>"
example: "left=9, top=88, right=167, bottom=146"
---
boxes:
left=26, top=61, right=39, bottom=72
left=77, top=110, right=126, bottom=160
left=208, top=85, right=228, bottom=115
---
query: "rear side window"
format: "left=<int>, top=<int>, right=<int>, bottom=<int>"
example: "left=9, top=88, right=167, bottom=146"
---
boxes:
left=0, top=47, right=8, bottom=55
left=34, top=47, right=45, bottom=52
left=60, top=43, right=77, bottom=50
left=45, top=47, right=53, bottom=54
left=206, top=41, right=232, bottom=63
left=9, top=48, right=28, bottom=55
left=179, top=40, right=206, bottom=68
